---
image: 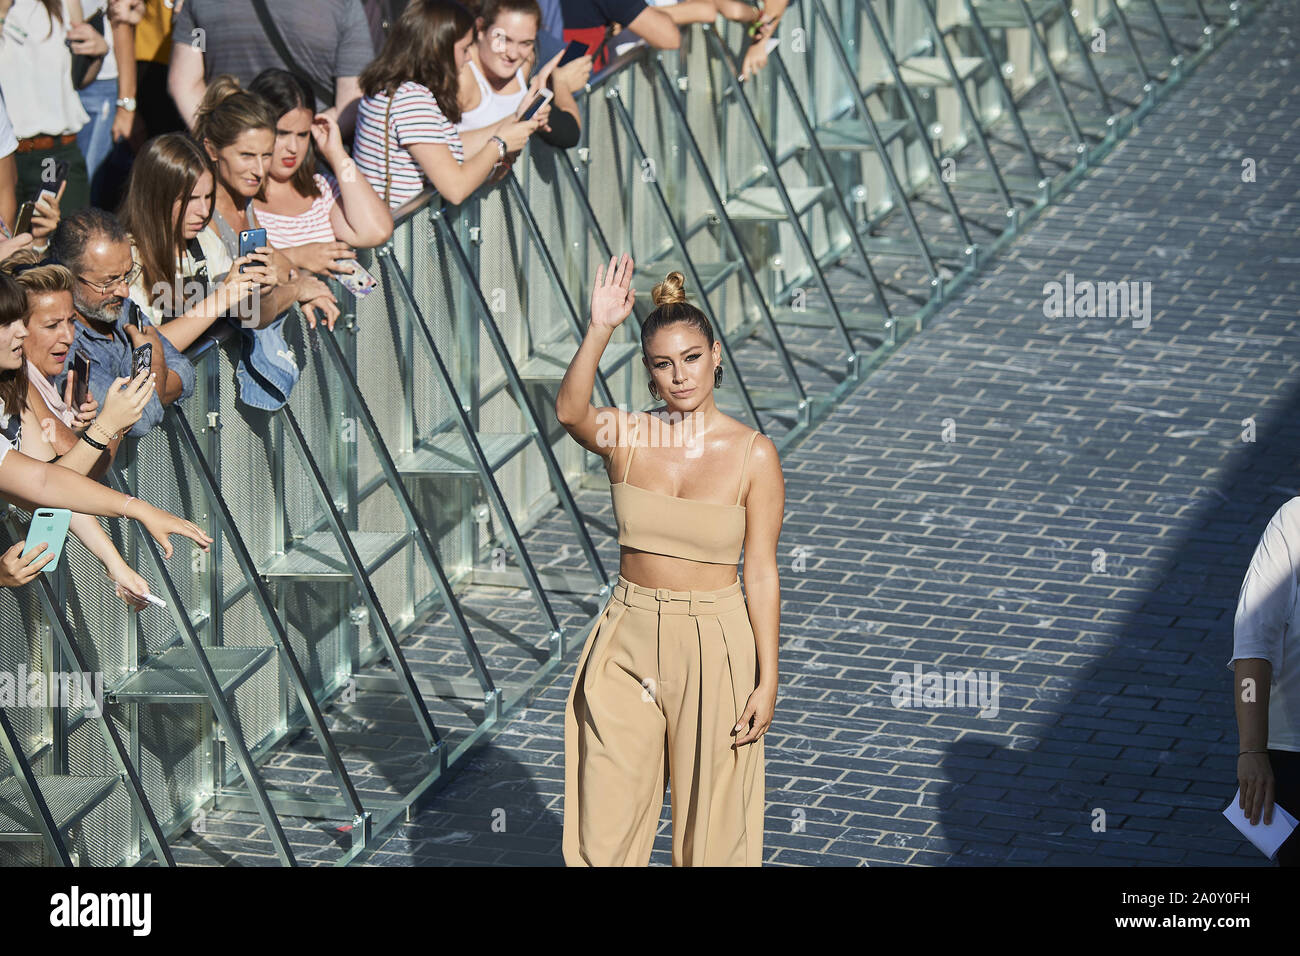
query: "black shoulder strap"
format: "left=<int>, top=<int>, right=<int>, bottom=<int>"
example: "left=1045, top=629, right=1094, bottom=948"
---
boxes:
left=247, top=0, right=335, bottom=107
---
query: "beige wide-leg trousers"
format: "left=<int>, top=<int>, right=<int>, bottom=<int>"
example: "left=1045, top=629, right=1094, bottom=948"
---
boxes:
left=563, top=574, right=765, bottom=866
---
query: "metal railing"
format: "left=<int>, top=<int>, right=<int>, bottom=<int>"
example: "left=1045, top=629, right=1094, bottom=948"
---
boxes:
left=0, top=0, right=1255, bottom=865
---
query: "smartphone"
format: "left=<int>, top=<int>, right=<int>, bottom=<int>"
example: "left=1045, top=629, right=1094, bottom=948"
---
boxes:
left=35, top=160, right=70, bottom=205
left=337, top=259, right=378, bottom=298
left=23, top=508, right=72, bottom=573
left=519, top=87, right=554, bottom=122
left=558, top=38, right=590, bottom=66
left=238, top=227, right=267, bottom=273
left=120, top=589, right=167, bottom=609
left=131, top=343, right=152, bottom=378
left=72, top=349, right=92, bottom=409
left=13, top=201, right=34, bottom=236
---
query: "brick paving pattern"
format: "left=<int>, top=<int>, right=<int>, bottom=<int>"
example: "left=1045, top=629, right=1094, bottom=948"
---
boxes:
left=163, top=0, right=1297, bottom=865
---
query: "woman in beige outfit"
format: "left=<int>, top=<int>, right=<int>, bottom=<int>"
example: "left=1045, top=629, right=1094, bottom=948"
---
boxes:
left=554, top=253, right=785, bottom=866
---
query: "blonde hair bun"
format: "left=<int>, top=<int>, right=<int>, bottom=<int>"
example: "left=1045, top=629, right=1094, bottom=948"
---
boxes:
left=651, top=271, right=687, bottom=306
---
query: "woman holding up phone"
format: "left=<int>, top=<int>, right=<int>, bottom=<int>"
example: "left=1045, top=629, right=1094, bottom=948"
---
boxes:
left=192, top=76, right=339, bottom=332
left=353, top=0, right=544, bottom=208
left=454, top=0, right=587, bottom=153
left=248, top=69, right=393, bottom=281
left=2, top=248, right=151, bottom=479
left=119, top=134, right=274, bottom=352
left=0, top=269, right=191, bottom=602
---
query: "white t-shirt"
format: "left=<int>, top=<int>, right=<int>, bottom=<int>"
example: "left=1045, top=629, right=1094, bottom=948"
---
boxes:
left=0, top=0, right=90, bottom=138
left=128, top=227, right=233, bottom=325
left=1229, top=496, right=1300, bottom=752
left=0, top=91, right=16, bottom=159
left=81, top=0, right=118, bottom=82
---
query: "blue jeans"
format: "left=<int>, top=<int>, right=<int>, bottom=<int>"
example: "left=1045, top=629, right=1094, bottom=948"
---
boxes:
left=76, top=77, right=117, bottom=205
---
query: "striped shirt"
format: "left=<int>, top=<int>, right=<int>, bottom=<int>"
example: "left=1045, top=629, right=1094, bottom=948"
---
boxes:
left=253, top=173, right=342, bottom=248
left=354, top=81, right=464, bottom=208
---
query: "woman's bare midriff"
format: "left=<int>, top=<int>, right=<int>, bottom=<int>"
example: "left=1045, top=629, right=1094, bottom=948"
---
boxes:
left=619, top=549, right=741, bottom=592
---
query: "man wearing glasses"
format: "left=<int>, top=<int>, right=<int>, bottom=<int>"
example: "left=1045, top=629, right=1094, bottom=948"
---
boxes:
left=48, top=208, right=193, bottom=453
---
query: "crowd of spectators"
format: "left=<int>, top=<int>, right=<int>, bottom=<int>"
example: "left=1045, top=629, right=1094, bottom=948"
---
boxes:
left=0, top=0, right=782, bottom=602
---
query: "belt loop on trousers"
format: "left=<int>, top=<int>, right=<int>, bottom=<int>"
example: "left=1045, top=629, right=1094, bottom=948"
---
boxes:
left=654, top=588, right=671, bottom=602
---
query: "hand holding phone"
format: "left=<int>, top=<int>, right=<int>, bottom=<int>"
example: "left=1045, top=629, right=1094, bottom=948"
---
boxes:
left=558, top=38, right=590, bottom=67
left=518, top=87, right=554, bottom=122
left=238, top=228, right=268, bottom=273
left=0, top=540, right=55, bottom=588
left=71, top=349, right=92, bottom=410
left=22, top=509, right=72, bottom=573
left=336, top=259, right=379, bottom=298
left=35, top=160, right=71, bottom=207
left=132, top=343, right=153, bottom=379
left=13, top=202, right=35, bottom=237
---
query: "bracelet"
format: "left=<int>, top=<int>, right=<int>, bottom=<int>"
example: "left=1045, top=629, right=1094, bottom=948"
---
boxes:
left=89, top=419, right=118, bottom=443
left=490, top=135, right=507, bottom=161
left=1239, top=749, right=1269, bottom=755
left=80, top=431, right=109, bottom=451
left=119, top=495, right=137, bottom=519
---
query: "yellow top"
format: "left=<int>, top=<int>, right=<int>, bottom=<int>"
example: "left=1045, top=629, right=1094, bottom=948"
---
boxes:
left=611, top=418, right=759, bottom=565
left=135, top=0, right=177, bottom=64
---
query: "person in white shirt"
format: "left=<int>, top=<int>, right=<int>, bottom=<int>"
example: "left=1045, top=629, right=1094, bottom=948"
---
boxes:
left=1230, top=496, right=1300, bottom=866
left=0, top=0, right=103, bottom=213
left=0, top=91, right=17, bottom=236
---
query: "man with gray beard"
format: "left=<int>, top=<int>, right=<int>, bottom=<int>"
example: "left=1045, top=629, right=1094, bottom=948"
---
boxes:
left=48, top=209, right=193, bottom=457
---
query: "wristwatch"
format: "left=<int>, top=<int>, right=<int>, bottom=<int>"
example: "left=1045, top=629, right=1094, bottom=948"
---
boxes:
left=115, top=96, right=137, bottom=111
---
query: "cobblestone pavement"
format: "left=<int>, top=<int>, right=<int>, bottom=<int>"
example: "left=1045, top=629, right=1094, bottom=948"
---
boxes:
left=165, top=0, right=1298, bottom=865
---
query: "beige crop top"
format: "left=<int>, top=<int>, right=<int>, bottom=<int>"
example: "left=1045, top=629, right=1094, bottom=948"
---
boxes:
left=610, top=418, right=760, bottom=565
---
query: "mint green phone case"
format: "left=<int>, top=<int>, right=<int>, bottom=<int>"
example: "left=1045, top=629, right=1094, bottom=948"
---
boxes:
left=23, top=508, right=72, bottom=571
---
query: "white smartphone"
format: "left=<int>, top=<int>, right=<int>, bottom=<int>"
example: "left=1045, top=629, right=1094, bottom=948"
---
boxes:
left=337, top=259, right=378, bottom=298
left=519, top=87, right=554, bottom=121
left=121, top=589, right=167, bottom=609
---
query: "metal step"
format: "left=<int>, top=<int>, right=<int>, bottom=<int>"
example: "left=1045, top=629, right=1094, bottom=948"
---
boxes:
left=109, top=645, right=276, bottom=704
left=952, top=169, right=1050, bottom=194
left=879, top=56, right=985, bottom=87
left=966, top=0, right=1062, bottom=29
left=725, top=185, right=828, bottom=221
left=396, top=432, right=531, bottom=478
left=518, top=339, right=640, bottom=383
left=0, top=773, right=119, bottom=840
left=634, top=260, right=740, bottom=296
left=1016, top=108, right=1109, bottom=139
left=260, top=531, right=410, bottom=580
left=1146, top=0, right=1224, bottom=20
left=813, top=116, right=910, bottom=151
left=776, top=306, right=893, bottom=331
left=858, top=234, right=970, bottom=260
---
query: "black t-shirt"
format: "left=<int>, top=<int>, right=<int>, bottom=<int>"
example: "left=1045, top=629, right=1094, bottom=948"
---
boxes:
left=560, top=0, right=648, bottom=31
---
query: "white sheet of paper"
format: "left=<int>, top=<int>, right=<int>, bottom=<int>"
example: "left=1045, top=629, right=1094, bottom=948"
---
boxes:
left=1222, top=788, right=1299, bottom=859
